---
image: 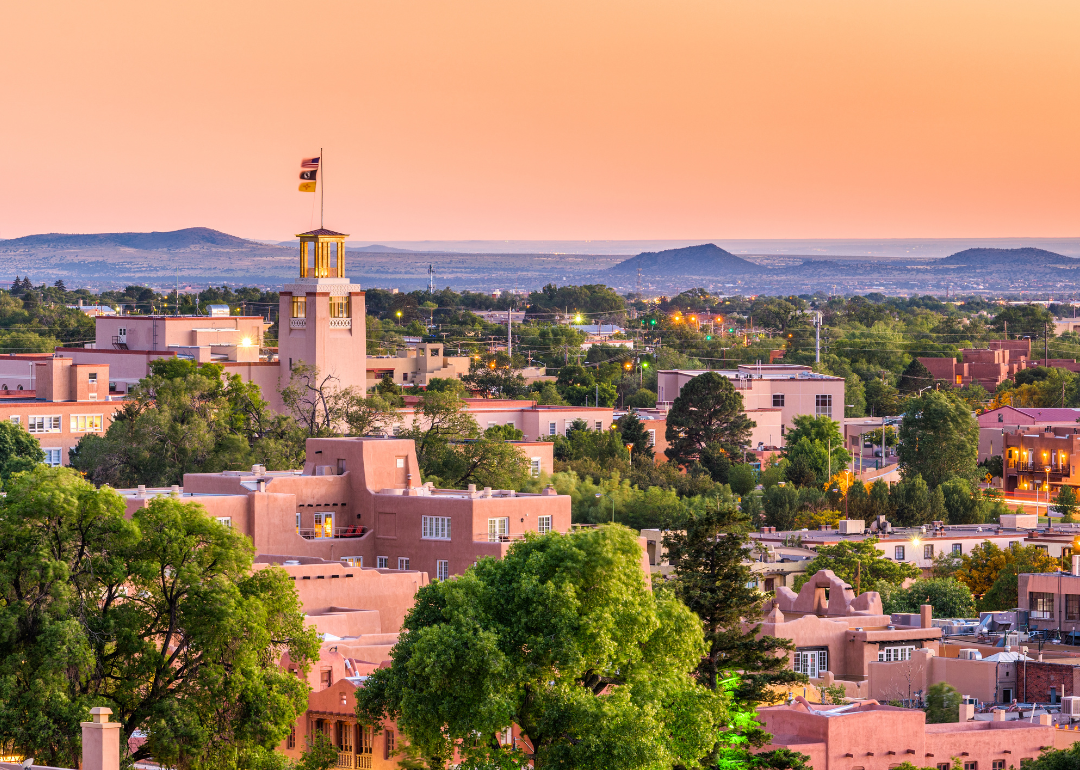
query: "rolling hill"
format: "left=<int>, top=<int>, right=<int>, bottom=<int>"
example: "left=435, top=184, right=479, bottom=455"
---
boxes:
left=607, top=243, right=758, bottom=276
left=936, top=247, right=1078, bottom=267
left=0, top=227, right=261, bottom=251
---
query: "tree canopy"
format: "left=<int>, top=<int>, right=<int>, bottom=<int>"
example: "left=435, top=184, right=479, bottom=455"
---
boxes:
left=0, top=466, right=318, bottom=769
left=897, top=390, right=980, bottom=488
left=793, top=538, right=919, bottom=595
left=665, top=373, right=754, bottom=475
left=355, top=525, right=730, bottom=770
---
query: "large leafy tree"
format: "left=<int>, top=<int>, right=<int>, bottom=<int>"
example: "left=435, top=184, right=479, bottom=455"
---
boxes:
left=0, top=466, right=319, bottom=769
left=793, top=538, right=919, bottom=595
left=897, top=390, right=980, bottom=488
left=782, top=415, right=850, bottom=486
left=71, top=359, right=306, bottom=487
left=954, top=541, right=1058, bottom=611
left=355, top=525, right=729, bottom=770
left=666, top=372, right=754, bottom=471
left=663, top=504, right=804, bottom=705
left=880, top=578, right=976, bottom=618
left=461, top=352, right=530, bottom=399
left=0, top=419, right=46, bottom=480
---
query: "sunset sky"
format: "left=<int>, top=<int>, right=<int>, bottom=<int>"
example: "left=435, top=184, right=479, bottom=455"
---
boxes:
left=2, top=1, right=1079, bottom=242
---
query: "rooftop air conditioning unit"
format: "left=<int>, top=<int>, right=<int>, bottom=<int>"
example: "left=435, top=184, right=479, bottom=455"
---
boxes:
left=958, top=649, right=982, bottom=660
left=1063, top=696, right=1080, bottom=718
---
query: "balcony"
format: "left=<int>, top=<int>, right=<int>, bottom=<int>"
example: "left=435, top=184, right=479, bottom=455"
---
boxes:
left=290, top=317, right=307, bottom=329
left=298, top=526, right=366, bottom=540
left=1006, top=461, right=1071, bottom=476
left=329, top=317, right=352, bottom=329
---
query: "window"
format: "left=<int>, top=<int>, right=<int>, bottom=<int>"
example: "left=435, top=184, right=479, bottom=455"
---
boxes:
left=422, top=515, right=451, bottom=540
left=488, top=517, right=510, bottom=542
left=9, top=416, right=19, bottom=425
left=396, top=457, right=405, bottom=469
left=952, top=543, right=962, bottom=555
left=530, top=457, right=542, bottom=477
left=773, top=393, right=785, bottom=407
left=594, top=420, right=602, bottom=431
left=437, top=560, right=449, bottom=581
left=398, top=557, right=410, bottom=570
left=28, top=415, right=61, bottom=433
left=964, top=763, right=977, bottom=770
left=377, top=556, right=388, bottom=569
left=648, top=429, right=656, bottom=447
left=329, top=295, right=350, bottom=318
left=340, top=556, right=362, bottom=567
left=938, top=765, right=951, bottom=770
left=895, top=545, right=906, bottom=561
left=815, top=394, right=832, bottom=418
left=337, top=458, right=346, bottom=475
left=320, top=668, right=332, bottom=690
left=998, top=413, right=1004, bottom=423
left=44, top=448, right=62, bottom=467
left=548, top=421, right=557, bottom=436
left=487, top=421, right=497, bottom=429
left=1030, top=591, right=1055, bottom=619
left=538, top=515, right=552, bottom=534
left=878, top=646, right=915, bottom=662
left=992, top=763, right=1005, bottom=770
left=287, top=725, right=296, bottom=750
left=793, top=649, right=828, bottom=677
left=291, top=296, right=306, bottom=318
left=117, top=327, right=127, bottom=338
left=313, top=512, right=333, bottom=539
left=924, top=544, right=934, bottom=559
left=384, top=730, right=395, bottom=761
left=215, top=517, right=232, bottom=528
left=296, top=513, right=301, bottom=534
left=88, top=372, right=97, bottom=384
left=1068, top=595, right=1080, bottom=621
left=70, top=414, right=103, bottom=433
left=359, top=725, right=373, bottom=756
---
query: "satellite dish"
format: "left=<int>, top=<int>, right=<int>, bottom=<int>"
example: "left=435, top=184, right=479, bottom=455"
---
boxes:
left=22, top=758, right=34, bottom=769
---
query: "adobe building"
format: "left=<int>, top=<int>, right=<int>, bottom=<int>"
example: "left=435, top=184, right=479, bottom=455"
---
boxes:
left=656, top=365, right=845, bottom=450
left=760, top=570, right=942, bottom=685
left=756, top=698, right=1063, bottom=770
left=920, top=339, right=1080, bottom=392
left=1001, top=426, right=1080, bottom=497
left=0, top=357, right=127, bottom=467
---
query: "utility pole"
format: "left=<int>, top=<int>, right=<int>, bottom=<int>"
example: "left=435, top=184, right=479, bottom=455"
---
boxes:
left=428, top=264, right=435, bottom=294
left=815, top=312, right=821, bottom=364
left=1045, top=321, right=1049, bottom=367
left=507, top=303, right=512, bottom=359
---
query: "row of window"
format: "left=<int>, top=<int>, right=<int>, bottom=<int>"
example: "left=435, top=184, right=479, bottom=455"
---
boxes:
left=892, top=542, right=994, bottom=561
left=290, top=296, right=352, bottom=319
left=420, top=515, right=553, bottom=541
left=12, top=414, right=104, bottom=433
left=370, top=556, right=449, bottom=580
left=1028, top=591, right=1080, bottom=620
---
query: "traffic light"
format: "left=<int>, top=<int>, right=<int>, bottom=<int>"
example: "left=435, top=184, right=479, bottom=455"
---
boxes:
left=705, top=335, right=712, bottom=340
left=650, top=319, right=657, bottom=325
left=624, top=361, right=633, bottom=370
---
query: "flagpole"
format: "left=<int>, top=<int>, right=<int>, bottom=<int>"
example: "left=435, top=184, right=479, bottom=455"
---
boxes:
left=320, top=146, right=324, bottom=230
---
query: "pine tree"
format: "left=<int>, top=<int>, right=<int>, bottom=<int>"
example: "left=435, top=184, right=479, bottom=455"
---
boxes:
left=9, top=276, right=20, bottom=296
left=899, top=358, right=936, bottom=394
left=663, top=503, right=805, bottom=705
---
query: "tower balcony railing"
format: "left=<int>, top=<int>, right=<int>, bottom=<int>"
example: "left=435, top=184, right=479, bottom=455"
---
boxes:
left=329, top=317, right=352, bottom=329
left=290, top=317, right=307, bottom=329
left=297, top=526, right=366, bottom=540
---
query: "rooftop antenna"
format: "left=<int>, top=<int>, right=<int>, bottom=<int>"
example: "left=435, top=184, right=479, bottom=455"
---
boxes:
left=636, top=267, right=642, bottom=296
left=428, top=264, right=435, bottom=294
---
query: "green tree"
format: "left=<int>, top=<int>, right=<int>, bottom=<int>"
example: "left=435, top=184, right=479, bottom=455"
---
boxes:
left=864, top=378, right=900, bottom=417
left=953, top=542, right=1057, bottom=610
left=0, top=419, right=46, bottom=481
left=355, top=525, right=729, bottom=770
left=880, top=578, right=976, bottom=618
left=729, top=463, right=757, bottom=497
left=891, top=474, right=933, bottom=527
left=898, top=358, right=936, bottom=394
left=461, top=352, right=530, bottom=398
left=793, top=538, right=919, bottom=595
left=1052, top=485, right=1079, bottom=523
left=532, top=380, right=568, bottom=405
left=616, top=411, right=654, bottom=461
left=0, top=467, right=319, bottom=769
left=925, top=682, right=961, bottom=724
left=762, top=484, right=800, bottom=531
left=625, top=388, right=658, bottom=409
left=897, top=391, right=980, bottom=488
left=72, top=359, right=304, bottom=487
left=782, top=415, right=851, bottom=485
left=1012, top=741, right=1080, bottom=770
left=666, top=372, right=755, bottom=470
left=939, top=478, right=982, bottom=524
left=664, top=505, right=805, bottom=705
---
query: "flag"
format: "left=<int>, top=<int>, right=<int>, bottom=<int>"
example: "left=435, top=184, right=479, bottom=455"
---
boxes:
left=298, top=181, right=317, bottom=193
left=299, top=169, right=317, bottom=181
left=301, top=156, right=320, bottom=168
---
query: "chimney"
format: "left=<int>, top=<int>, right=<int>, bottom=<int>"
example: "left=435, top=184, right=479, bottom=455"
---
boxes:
left=137, top=484, right=146, bottom=497
left=920, top=604, right=933, bottom=629
left=256, top=478, right=266, bottom=493
left=81, top=706, right=120, bottom=770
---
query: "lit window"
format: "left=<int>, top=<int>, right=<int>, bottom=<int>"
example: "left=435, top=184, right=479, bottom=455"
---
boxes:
left=422, top=516, right=451, bottom=540
left=291, top=296, right=306, bottom=318
left=329, top=295, right=350, bottom=318
left=70, top=414, right=103, bottom=433
left=313, top=512, right=333, bottom=539
left=537, top=515, right=552, bottom=534
left=437, top=560, right=449, bottom=581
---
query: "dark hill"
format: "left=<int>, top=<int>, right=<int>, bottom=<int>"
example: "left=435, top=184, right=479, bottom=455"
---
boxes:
left=937, top=247, right=1077, bottom=267
left=0, top=227, right=268, bottom=250
left=608, top=243, right=757, bottom=276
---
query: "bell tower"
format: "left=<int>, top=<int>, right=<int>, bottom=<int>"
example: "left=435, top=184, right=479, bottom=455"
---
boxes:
left=278, top=228, right=367, bottom=391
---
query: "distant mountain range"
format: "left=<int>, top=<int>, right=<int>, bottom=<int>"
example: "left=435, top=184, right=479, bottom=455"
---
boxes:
left=936, top=247, right=1079, bottom=267
left=0, top=227, right=269, bottom=251
left=607, top=243, right=758, bottom=275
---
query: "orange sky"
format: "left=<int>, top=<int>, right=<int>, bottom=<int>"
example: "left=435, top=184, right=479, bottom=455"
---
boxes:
left=2, top=0, right=1079, bottom=241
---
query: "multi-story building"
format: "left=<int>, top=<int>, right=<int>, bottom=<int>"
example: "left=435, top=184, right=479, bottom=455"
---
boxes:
left=0, top=357, right=127, bottom=466
left=921, top=339, right=1080, bottom=392
left=656, top=365, right=845, bottom=449
left=1002, top=426, right=1080, bottom=497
